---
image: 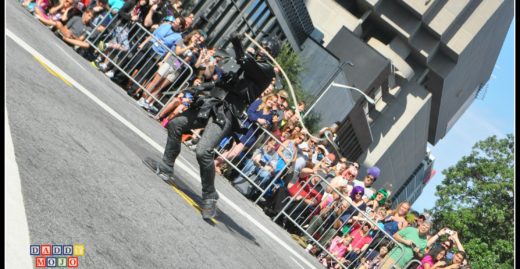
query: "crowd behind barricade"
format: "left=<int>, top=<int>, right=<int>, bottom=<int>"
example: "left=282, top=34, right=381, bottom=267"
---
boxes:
left=20, top=0, right=472, bottom=267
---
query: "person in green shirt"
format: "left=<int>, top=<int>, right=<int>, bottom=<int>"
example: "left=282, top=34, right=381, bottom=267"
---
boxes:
left=379, top=221, right=432, bottom=269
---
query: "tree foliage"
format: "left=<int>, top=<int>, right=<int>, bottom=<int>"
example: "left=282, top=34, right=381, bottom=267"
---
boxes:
left=275, top=42, right=307, bottom=104
left=430, top=134, right=514, bottom=268
left=275, top=42, right=320, bottom=134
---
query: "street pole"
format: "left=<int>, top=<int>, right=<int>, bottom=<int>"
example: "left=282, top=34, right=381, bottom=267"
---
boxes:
left=302, top=81, right=335, bottom=118
left=331, top=82, right=376, bottom=105
left=302, top=81, right=376, bottom=119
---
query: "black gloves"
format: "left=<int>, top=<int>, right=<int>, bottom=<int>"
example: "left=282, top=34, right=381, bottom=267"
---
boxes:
left=229, top=32, right=246, bottom=63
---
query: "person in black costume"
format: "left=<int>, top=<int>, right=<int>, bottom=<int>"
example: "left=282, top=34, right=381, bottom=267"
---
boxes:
left=144, top=33, right=281, bottom=220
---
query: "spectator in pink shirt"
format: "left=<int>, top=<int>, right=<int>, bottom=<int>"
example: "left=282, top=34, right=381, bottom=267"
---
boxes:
left=418, top=245, right=447, bottom=269
left=319, top=234, right=353, bottom=268
left=342, top=222, right=374, bottom=267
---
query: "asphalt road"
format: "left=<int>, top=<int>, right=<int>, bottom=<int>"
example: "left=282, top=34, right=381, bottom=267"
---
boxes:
left=5, top=1, right=321, bottom=268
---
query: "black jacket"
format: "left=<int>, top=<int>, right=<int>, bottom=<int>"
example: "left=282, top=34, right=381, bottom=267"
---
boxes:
left=193, top=34, right=276, bottom=133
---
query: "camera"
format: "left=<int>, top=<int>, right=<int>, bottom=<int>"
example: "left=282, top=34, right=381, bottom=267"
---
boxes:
left=446, top=229, right=454, bottom=235
left=410, top=242, right=417, bottom=249
left=259, top=160, right=266, bottom=166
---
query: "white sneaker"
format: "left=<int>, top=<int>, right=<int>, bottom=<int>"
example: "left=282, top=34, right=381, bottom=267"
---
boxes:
left=136, top=98, right=146, bottom=107
left=142, top=100, right=151, bottom=110
left=105, top=70, right=114, bottom=78
left=99, top=62, right=108, bottom=71
left=147, top=105, right=159, bottom=114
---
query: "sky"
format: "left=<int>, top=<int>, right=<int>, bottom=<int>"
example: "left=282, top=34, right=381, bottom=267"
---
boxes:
left=412, top=22, right=515, bottom=213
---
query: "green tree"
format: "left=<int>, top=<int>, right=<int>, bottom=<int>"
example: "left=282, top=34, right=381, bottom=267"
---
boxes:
left=275, top=42, right=321, bottom=134
left=430, top=134, right=514, bottom=269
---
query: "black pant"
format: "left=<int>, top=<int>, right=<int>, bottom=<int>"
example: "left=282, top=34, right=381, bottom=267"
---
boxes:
left=163, top=108, right=233, bottom=200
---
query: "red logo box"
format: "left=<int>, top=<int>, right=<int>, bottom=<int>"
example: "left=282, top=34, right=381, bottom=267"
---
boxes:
left=35, top=257, right=46, bottom=267
left=68, top=257, right=78, bottom=268
left=40, top=245, right=52, bottom=256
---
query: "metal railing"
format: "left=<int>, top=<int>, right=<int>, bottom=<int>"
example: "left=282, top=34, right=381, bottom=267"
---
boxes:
left=25, top=4, right=431, bottom=268
left=86, top=13, right=193, bottom=116
left=207, top=114, right=416, bottom=268
left=271, top=174, right=407, bottom=268
left=212, top=117, right=294, bottom=205
left=403, top=259, right=422, bottom=269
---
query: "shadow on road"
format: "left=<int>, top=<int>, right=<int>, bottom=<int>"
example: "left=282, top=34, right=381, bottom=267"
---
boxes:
left=165, top=175, right=261, bottom=247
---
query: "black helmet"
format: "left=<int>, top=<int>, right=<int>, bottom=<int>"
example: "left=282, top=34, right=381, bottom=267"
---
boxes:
left=260, top=36, right=281, bottom=58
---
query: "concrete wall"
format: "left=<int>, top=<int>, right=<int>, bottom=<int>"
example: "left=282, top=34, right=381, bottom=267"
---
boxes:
left=304, top=0, right=363, bottom=45
left=357, top=82, right=432, bottom=192
left=429, top=0, right=513, bottom=143
left=298, top=38, right=358, bottom=129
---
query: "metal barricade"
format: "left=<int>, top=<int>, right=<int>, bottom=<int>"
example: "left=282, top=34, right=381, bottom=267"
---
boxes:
left=403, top=259, right=422, bottom=269
left=212, top=117, right=293, bottom=205
left=85, top=13, right=193, bottom=115
left=270, top=174, right=407, bottom=269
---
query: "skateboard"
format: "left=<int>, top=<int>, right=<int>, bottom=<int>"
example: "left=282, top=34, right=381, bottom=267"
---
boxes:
left=142, top=157, right=219, bottom=223
left=142, top=157, right=175, bottom=184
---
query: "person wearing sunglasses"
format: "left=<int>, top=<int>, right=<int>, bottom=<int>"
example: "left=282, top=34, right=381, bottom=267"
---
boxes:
left=354, top=166, right=380, bottom=202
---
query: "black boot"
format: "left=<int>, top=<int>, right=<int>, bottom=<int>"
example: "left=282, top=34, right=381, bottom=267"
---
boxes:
left=143, top=157, right=174, bottom=184
left=201, top=192, right=219, bottom=220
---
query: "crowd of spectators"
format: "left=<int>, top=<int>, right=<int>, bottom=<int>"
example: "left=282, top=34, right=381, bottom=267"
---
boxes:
left=20, top=0, right=472, bottom=268
left=204, top=90, right=472, bottom=268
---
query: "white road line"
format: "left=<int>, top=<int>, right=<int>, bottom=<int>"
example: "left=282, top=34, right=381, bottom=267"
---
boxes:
left=54, top=43, right=88, bottom=72
left=5, top=106, right=34, bottom=269
left=290, top=256, right=305, bottom=269
left=6, top=29, right=317, bottom=269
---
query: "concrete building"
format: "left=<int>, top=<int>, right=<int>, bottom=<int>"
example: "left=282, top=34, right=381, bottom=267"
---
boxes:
left=189, top=0, right=314, bottom=52
left=183, top=0, right=513, bottom=205
left=299, top=0, right=514, bottom=203
left=391, top=149, right=436, bottom=207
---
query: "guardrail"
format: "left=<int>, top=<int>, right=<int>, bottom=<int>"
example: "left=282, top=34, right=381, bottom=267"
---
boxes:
left=27, top=4, right=429, bottom=268
left=271, top=174, right=407, bottom=268
left=212, top=117, right=293, bottom=205
left=403, top=259, right=422, bottom=269
left=86, top=12, right=193, bottom=115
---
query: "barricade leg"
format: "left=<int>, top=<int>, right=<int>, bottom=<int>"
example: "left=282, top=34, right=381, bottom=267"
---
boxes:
left=379, top=256, right=399, bottom=269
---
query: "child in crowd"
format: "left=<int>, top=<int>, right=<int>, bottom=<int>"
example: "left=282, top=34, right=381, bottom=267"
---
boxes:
left=319, top=234, right=353, bottom=268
